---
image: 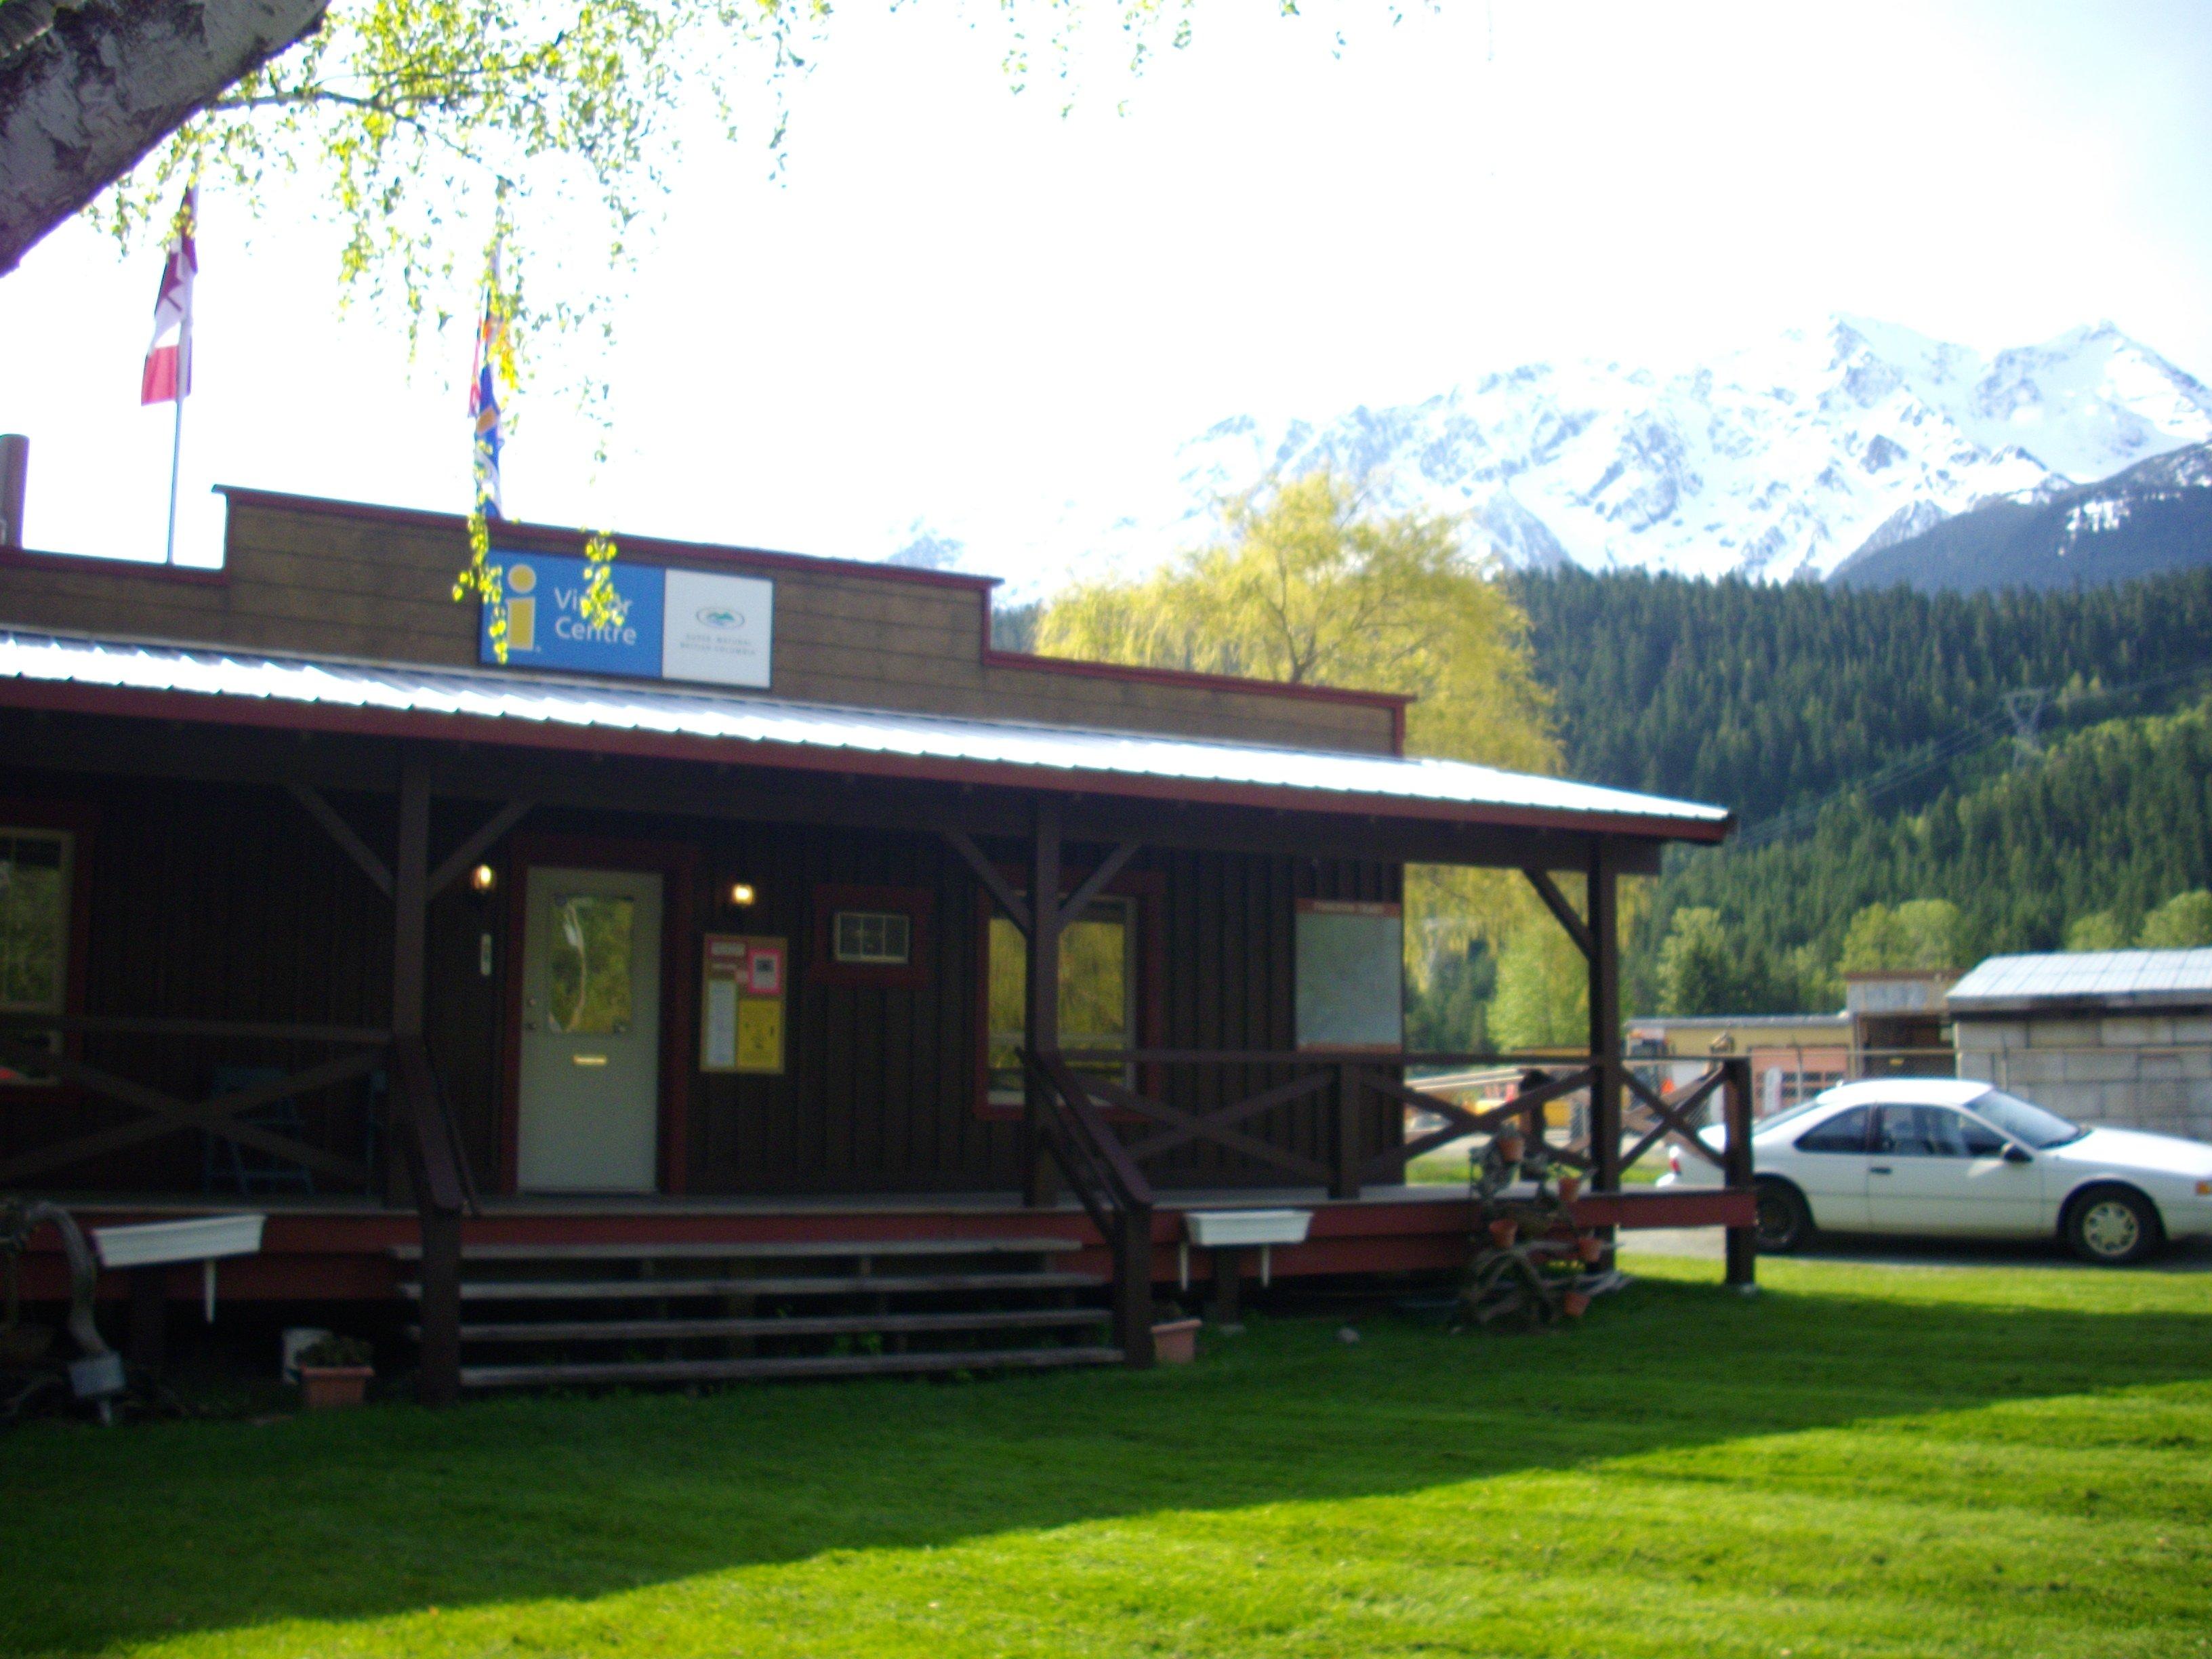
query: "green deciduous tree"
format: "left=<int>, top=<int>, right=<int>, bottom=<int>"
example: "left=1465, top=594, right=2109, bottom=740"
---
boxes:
left=1839, top=899, right=1963, bottom=975
left=1038, top=468, right=1567, bottom=1047
left=2064, top=911, right=2129, bottom=951
left=1486, top=918, right=1587, bottom=1051
left=2139, top=890, right=2212, bottom=949
left=1041, top=470, right=1557, bottom=772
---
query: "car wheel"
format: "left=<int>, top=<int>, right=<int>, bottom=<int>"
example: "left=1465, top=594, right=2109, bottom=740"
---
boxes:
left=1754, top=1180, right=1812, bottom=1254
left=2065, top=1186, right=2161, bottom=1266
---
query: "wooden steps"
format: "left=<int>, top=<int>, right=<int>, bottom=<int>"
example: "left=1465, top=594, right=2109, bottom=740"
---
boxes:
left=395, top=1232, right=1124, bottom=1391
left=428, top=1307, right=1112, bottom=1344
left=388, top=1237, right=1082, bottom=1263
left=396, top=1270, right=1107, bottom=1301
left=459, top=1346, right=1124, bottom=1391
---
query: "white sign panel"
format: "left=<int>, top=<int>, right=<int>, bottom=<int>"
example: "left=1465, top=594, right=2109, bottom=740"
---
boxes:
left=661, top=569, right=775, bottom=689
left=1294, top=900, right=1404, bottom=1052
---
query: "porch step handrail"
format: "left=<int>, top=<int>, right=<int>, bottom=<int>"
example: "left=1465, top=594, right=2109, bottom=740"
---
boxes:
left=1021, top=1049, right=1155, bottom=1368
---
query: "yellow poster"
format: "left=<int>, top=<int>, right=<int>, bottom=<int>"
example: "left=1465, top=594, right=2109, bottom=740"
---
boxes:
left=735, top=998, right=783, bottom=1073
left=703, top=934, right=786, bottom=1075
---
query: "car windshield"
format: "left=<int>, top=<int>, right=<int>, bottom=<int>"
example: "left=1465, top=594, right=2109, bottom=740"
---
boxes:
left=1752, top=1097, right=1836, bottom=1134
left=1969, top=1089, right=2087, bottom=1149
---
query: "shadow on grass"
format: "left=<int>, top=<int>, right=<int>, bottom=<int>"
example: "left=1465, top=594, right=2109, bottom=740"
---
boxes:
left=3, top=1264, right=2209, bottom=1654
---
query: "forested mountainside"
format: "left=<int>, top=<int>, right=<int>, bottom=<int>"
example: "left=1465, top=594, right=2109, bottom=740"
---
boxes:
left=1831, top=442, right=2212, bottom=594
left=1628, top=697, right=2212, bottom=1012
left=1516, top=565, right=2212, bottom=830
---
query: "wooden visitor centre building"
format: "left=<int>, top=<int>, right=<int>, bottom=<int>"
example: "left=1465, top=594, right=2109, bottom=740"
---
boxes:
left=0, top=490, right=1754, bottom=1399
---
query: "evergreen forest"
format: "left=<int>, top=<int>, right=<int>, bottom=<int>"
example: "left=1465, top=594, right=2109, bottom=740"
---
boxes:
left=1515, top=567, right=2212, bottom=1016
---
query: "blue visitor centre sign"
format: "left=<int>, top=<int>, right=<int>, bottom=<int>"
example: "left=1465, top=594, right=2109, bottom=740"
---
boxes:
left=478, top=550, right=775, bottom=690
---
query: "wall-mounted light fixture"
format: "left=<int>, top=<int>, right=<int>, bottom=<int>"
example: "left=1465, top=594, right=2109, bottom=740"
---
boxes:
left=726, top=881, right=757, bottom=908
left=469, top=863, right=498, bottom=895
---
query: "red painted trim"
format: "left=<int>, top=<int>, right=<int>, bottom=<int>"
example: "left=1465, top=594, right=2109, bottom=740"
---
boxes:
left=0, top=678, right=1736, bottom=844
left=0, top=800, right=96, bottom=1107
left=982, top=646, right=1412, bottom=716
left=213, top=486, right=1002, bottom=595
left=9, top=1187, right=1755, bottom=1302
left=970, top=865, right=1167, bottom=1120
left=0, top=546, right=228, bottom=586
left=1568, top=1188, right=1757, bottom=1228
left=808, top=884, right=934, bottom=989
left=499, top=834, right=699, bottom=1197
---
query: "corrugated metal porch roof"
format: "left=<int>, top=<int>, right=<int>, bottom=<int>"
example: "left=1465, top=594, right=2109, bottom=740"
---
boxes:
left=0, top=630, right=1732, bottom=840
left=1948, top=949, right=2212, bottom=1013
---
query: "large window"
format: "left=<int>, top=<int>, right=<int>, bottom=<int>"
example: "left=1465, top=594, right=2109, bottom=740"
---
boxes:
left=986, top=897, right=1134, bottom=1105
left=0, top=829, right=72, bottom=1084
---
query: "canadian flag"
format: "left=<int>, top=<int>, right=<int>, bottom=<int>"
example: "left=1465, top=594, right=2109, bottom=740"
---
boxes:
left=140, top=187, right=198, bottom=406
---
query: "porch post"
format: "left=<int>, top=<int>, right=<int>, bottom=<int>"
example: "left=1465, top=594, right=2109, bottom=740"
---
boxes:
left=395, top=755, right=462, bottom=1407
left=1721, top=1055, right=1759, bottom=1289
left=1586, top=839, right=1623, bottom=1195
left=1021, top=796, right=1063, bottom=1208
left=1330, top=1063, right=1362, bottom=1200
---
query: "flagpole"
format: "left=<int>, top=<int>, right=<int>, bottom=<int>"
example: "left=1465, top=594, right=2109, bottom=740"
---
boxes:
left=162, top=319, right=185, bottom=567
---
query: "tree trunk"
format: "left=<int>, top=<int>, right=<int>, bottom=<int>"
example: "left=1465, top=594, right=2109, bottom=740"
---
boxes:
left=1, top=0, right=329, bottom=276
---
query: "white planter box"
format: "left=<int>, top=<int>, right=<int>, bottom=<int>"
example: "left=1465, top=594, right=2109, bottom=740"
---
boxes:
left=93, top=1214, right=266, bottom=1269
left=1183, top=1209, right=1312, bottom=1248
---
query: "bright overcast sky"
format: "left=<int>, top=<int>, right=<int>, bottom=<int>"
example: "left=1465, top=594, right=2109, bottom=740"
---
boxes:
left=4, top=0, right=2210, bottom=588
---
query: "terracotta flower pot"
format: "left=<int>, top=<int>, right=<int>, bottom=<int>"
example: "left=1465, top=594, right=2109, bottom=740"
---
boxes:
left=1576, top=1234, right=1604, bottom=1264
left=1555, top=1173, right=1582, bottom=1203
left=1494, top=1132, right=1525, bottom=1164
left=1561, top=1290, right=1591, bottom=1319
left=1151, top=1317, right=1202, bottom=1365
left=1487, top=1217, right=1519, bottom=1249
left=299, top=1365, right=373, bottom=1408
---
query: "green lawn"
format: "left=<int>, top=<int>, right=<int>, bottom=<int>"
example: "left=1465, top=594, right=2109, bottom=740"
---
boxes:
left=1406, top=1145, right=1666, bottom=1184
left=5, top=1254, right=2210, bottom=1659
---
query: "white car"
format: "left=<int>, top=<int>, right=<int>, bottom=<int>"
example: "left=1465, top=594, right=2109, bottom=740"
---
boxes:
left=1692, top=1078, right=2212, bottom=1265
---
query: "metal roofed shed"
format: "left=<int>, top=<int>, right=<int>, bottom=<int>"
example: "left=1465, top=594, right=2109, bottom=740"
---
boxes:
left=1949, top=950, right=2212, bottom=1140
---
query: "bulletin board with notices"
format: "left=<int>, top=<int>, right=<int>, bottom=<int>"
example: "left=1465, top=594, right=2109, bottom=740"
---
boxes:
left=701, top=935, right=786, bottom=1074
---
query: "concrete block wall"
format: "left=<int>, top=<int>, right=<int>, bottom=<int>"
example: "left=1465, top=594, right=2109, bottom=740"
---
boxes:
left=1954, top=1013, right=2212, bottom=1140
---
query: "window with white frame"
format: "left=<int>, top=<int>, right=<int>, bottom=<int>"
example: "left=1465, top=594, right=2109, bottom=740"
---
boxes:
left=834, top=909, right=913, bottom=966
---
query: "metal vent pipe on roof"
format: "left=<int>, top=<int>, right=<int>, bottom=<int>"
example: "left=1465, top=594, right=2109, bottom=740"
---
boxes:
left=0, top=434, right=26, bottom=549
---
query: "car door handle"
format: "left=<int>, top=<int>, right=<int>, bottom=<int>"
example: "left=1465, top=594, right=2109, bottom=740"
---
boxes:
left=1870, top=1166, right=1892, bottom=1175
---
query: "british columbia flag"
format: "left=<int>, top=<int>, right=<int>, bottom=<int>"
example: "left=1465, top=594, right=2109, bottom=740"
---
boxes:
left=140, top=187, right=197, bottom=405
left=468, top=254, right=506, bottom=520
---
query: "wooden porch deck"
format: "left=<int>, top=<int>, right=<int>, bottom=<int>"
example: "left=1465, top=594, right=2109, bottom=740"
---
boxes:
left=22, top=1183, right=1755, bottom=1305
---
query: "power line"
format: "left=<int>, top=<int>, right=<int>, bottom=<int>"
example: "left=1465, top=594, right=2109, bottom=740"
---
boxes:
left=1728, top=659, right=2212, bottom=851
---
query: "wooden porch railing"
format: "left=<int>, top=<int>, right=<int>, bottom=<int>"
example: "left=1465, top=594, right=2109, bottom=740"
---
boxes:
left=0, top=1014, right=390, bottom=1189
left=0, top=1015, right=487, bottom=1395
left=1022, top=1050, right=1156, bottom=1366
left=1054, top=1046, right=1760, bottom=1287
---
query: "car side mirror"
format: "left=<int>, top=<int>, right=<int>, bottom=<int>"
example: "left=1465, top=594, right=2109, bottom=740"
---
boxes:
left=2002, top=1143, right=2032, bottom=1164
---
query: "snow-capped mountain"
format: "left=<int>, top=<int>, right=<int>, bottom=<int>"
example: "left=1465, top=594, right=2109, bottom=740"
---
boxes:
left=1832, top=440, right=2212, bottom=592
left=1172, top=318, right=2212, bottom=583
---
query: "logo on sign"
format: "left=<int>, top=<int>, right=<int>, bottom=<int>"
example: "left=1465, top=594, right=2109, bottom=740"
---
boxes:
left=696, top=607, right=745, bottom=629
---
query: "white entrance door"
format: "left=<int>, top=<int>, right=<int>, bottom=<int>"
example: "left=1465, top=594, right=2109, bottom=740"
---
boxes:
left=517, top=866, right=663, bottom=1192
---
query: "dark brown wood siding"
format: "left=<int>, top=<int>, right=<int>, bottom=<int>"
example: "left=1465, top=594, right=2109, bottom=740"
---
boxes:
left=1, top=769, right=1400, bottom=1197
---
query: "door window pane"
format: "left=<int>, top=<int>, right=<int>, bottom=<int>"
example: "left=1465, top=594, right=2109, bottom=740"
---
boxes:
left=548, top=894, right=634, bottom=1034
left=0, top=832, right=68, bottom=1012
left=987, top=899, right=1132, bottom=1102
left=1794, top=1104, right=1870, bottom=1153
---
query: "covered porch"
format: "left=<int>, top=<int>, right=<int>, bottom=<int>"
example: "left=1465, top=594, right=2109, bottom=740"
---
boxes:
left=0, top=626, right=1750, bottom=1398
